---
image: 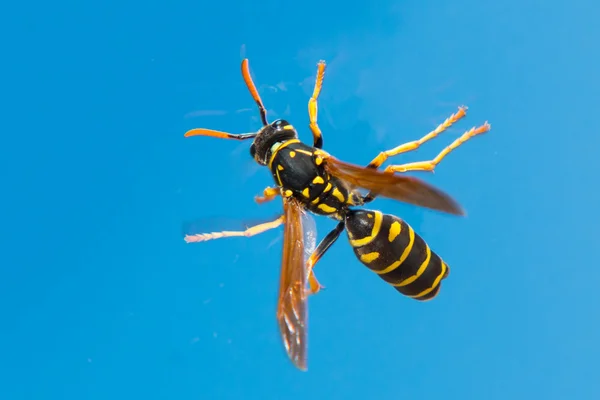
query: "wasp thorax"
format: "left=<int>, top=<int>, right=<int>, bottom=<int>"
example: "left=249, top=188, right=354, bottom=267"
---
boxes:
left=249, top=119, right=298, bottom=165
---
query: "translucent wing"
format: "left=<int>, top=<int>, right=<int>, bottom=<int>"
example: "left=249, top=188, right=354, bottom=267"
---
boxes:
left=323, top=156, right=464, bottom=216
left=302, top=211, right=317, bottom=263
left=277, top=198, right=310, bottom=371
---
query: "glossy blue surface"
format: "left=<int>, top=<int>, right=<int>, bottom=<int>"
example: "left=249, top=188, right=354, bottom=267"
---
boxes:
left=2, top=0, right=598, bottom=398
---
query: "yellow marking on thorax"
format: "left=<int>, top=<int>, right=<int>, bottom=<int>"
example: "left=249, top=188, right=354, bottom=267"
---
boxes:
left=268, top=139, right=300, bottom=169
left=296, top=149, right=314, bottom=156
left=324, top=183, right=332, bottom=192
left=302, top=188, right=310, bottom=198
left=409, top=262, right=447, bottom=299
left=284, top=190, right=293, bottom=197
left=289, top=151, right=296, bottom=158
left=375, top=225, right=415, bottom=275
left=346, top=193, right=356, bottom=205
left=275, top=168, right=283, bottom=186
left=393, top=245, right=430, bottom=287
left=388, top=221, right=401, bottom=242
left=283, top=124, right=295, bottom=130
left=277, top=165, right=284, bottom=171
left=317, top=203, right=337, bottom=213
left=312, top=176, right=325, bottom=185
left=349, top=211, right=382, bottom=247
left=311, top=197, right=320, bottom=204
left=271, top=142, right=283, bottom=154
left=360, top=252, right=380, bottom=264
left=315, top=156, right=323, bottom=165
left=332, top=187, right=345, bottom=202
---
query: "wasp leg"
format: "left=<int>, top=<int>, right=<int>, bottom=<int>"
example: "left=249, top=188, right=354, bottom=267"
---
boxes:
left=366, top=106, right=468, bottom=169
left=308, top=60, right=327, bottom=149
left=305, top=221, right=345, bottom=295
left=184, top=215, right=284, bottom=243
left=255, top=186, right=281, bottom=204
left=241, top=58, right=269, bottom=126
left=383, top=122, right=491, bottom=173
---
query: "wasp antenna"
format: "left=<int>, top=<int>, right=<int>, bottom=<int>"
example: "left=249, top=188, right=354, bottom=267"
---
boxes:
left=184, top=128, right=257, bottom=140
left=241, top=59, right=269, bottom=126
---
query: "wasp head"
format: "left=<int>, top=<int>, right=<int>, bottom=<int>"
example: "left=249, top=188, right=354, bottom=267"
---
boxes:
left=249, top=119, right=298, bottom=165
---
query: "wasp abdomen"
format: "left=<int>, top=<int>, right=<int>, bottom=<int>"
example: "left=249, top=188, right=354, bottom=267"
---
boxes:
left=345, top=209, right=449, bottom=301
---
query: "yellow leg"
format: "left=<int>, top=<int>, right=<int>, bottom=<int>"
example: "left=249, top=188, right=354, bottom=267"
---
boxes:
left=306, top=251, right=325, bottom=295
left=184, top=215, right=284, bottom=243
left=308, top=273, right=323, bottom=295
left=254, top=186, right=281, bottom=204
left=384, top=123, right=491, bottom=173
left=367, top=106, right=468, bottom=169
left=308, top=60, right=326, bottom=149
left=303, top=221, right=345, bottom=295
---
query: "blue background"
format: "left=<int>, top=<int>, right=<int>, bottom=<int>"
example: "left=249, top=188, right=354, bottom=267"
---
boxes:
left=2, top=0, right=599, bottom=399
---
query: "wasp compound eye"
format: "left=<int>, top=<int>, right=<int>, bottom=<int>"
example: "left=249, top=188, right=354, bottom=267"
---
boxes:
left=273, top=119, right=290, bottom=129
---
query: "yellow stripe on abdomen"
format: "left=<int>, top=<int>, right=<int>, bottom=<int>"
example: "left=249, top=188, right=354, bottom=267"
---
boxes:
left=348, top=211, right=383, bottom=247
left=408, top=261, right=447, bottom=300
left=374, top=224, right=414, bottom=275
left=392, top=245, right=430, bottom=287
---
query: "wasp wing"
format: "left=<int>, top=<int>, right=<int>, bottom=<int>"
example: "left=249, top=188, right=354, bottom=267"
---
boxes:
left=323, top=156, right=464, bottom=216
left=302, top=211, right=317, bottom=263
left=277, top=198, right=310, bottom=371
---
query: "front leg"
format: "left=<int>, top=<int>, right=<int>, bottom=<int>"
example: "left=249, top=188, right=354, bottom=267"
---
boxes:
left=184, top=215, right=284, bottom=243
left=255, top=186, right=281, bottom=204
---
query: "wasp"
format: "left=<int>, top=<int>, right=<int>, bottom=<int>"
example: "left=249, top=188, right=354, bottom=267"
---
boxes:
left=184, top=59, right=490, bottom=370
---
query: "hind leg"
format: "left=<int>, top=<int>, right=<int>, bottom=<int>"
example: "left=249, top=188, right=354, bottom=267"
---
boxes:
left=305, top=221, right=345, bottom=295
left=366, top=107, right=468, bottom=170
left=383, top=123, right=490, bottom=173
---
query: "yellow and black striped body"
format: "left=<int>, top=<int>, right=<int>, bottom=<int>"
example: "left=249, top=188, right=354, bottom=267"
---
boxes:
left=268, top=139, right=362, bottom=219
left=345, top=209, right=450, bottom=301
